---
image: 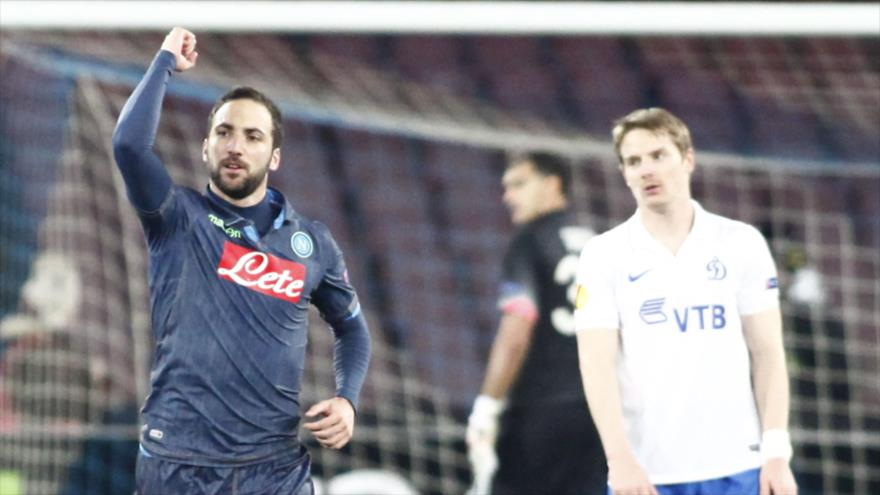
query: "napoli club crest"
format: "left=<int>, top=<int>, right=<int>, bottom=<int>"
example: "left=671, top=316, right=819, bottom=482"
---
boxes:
left=291, top=231, right=314, bottom=258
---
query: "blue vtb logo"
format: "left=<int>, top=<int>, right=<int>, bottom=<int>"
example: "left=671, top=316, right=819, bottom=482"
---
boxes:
left=639, top=298, right=727, bottom=332
left=639, top=298, right=668, bottom=324
left=673, top=305, right=727, bottom=332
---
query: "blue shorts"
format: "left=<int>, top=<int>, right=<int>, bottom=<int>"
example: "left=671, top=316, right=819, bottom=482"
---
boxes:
left=607, top=468, right=760, bottom=495
left=135, top=445, right=314, bottom=495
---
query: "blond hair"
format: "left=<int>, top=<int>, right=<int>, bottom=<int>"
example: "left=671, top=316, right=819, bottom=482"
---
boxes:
left=612, top=108, right=692, bottom=164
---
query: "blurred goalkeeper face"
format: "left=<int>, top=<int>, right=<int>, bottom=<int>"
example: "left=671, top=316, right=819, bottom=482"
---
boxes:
left=618, top=128, right=695, bottom=211
left=203, top=98, right=281, bottom=203
left=502, top=160, right=566, bottom=225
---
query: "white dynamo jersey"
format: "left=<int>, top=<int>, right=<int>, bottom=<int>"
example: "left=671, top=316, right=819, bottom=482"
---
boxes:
left=574, top=201, right=780, bottom=484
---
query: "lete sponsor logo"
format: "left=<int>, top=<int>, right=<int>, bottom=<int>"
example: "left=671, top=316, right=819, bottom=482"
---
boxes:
left=217, top=241, right=307, bottom=303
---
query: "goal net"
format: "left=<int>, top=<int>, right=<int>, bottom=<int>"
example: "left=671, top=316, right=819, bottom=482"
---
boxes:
left=0, top=30, right=877, bottom=495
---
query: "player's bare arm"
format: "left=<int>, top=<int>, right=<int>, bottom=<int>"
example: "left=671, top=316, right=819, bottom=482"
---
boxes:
left=477, top=313, right=535, bottom=400
left=743, top=308, right=798, bottom=495
left=468, top=312, right=535, bottom=448
left=577, top=328, right=657, bottom=495
left=303, top=397, right=356, bottom=450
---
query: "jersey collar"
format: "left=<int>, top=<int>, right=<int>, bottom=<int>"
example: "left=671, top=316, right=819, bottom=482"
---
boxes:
left=629, top=200, right=709, bottom=256
left=204, top=185, right=297, bottom=231
left=266, top=187, right=297, bottom=229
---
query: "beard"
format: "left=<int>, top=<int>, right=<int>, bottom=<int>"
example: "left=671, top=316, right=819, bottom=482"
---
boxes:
left=210, top=157, right=271, bottom=200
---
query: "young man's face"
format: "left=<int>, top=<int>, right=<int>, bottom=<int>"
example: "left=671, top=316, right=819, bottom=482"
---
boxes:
left=618, top=128, right=694, bottom=210
left=501, top=160, right=559, bottom=225
left=202, top=98, right=280, bottom=201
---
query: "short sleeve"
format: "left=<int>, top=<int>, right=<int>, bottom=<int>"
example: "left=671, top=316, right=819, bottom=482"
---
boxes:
left=574, top=237, right=620, bottom=331
left=497, top=232, right=539, bottom=322
left=736, top=225, right=780, bottom=315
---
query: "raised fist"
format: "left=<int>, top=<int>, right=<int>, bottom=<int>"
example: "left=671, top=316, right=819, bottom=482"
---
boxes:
left=160, top=26, right=198, bottom=72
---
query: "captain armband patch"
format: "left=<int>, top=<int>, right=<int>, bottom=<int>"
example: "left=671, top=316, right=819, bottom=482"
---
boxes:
left=500, top=295, right=539, bottom=322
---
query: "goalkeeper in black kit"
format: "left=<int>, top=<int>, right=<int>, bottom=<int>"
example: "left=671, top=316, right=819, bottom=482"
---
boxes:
left=467, top=152, right=607, bottom=494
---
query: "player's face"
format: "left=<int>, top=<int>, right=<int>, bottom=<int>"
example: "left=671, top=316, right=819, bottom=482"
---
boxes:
left=502, top=161, right=554, bottom=225
left=203, top=99, right=280, bottom=201
left=618, top=128, right=694, bottom=210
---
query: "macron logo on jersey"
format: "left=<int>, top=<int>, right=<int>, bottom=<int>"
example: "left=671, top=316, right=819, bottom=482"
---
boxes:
left=217, top=241, right=307, bottom=303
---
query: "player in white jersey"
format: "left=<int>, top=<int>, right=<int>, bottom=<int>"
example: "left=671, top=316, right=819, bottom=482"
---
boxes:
left=574, top=108, right=798, bottom=495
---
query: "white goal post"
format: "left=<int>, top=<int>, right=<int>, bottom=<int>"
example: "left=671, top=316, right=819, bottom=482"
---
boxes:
left=1, top=1, right=879, bottom=36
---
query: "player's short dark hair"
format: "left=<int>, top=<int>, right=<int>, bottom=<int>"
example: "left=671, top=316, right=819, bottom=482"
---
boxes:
left=509, top=151, right=572, bottom=198
left=612, top=107, right=692, bottom=165
left=207, top=86, right=284, bottom=149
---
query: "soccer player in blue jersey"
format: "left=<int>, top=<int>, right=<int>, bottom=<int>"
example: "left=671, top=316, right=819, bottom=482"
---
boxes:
left=575, top=108, right=798, bottom=495
left=112, top=27, right=371, bottom=494
left=467, top=152, right=606, bottom=494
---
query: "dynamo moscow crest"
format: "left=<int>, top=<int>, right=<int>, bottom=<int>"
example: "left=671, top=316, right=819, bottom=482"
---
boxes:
left=706, top=256, right=727, bottom=280
left=291, top=231, right=314, bottom=258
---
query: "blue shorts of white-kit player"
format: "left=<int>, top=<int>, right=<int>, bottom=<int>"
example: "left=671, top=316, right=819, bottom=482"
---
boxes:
left=606, top=468, right=759, bottom=495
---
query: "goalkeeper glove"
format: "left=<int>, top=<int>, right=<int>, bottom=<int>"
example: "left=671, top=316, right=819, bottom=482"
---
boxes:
left=466, top=395, right=505, bottom=495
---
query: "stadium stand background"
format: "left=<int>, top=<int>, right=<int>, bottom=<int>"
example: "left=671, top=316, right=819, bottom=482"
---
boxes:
left=0, top=28, right=878, bottom=494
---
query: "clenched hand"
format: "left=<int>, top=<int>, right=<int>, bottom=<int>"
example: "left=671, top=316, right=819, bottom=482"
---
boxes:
left=303, top=397, right=355, bottom=450
left=160, top=26, right=198, bottom=72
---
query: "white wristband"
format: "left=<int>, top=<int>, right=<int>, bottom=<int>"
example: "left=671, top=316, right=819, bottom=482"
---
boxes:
left=472, top=395, right=505, bottom=418
left=760, top=429, right=793, bottom=463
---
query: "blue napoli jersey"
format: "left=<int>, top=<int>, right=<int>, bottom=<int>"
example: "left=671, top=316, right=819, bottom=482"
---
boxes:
left=137, top=184, right=360, bottom=466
